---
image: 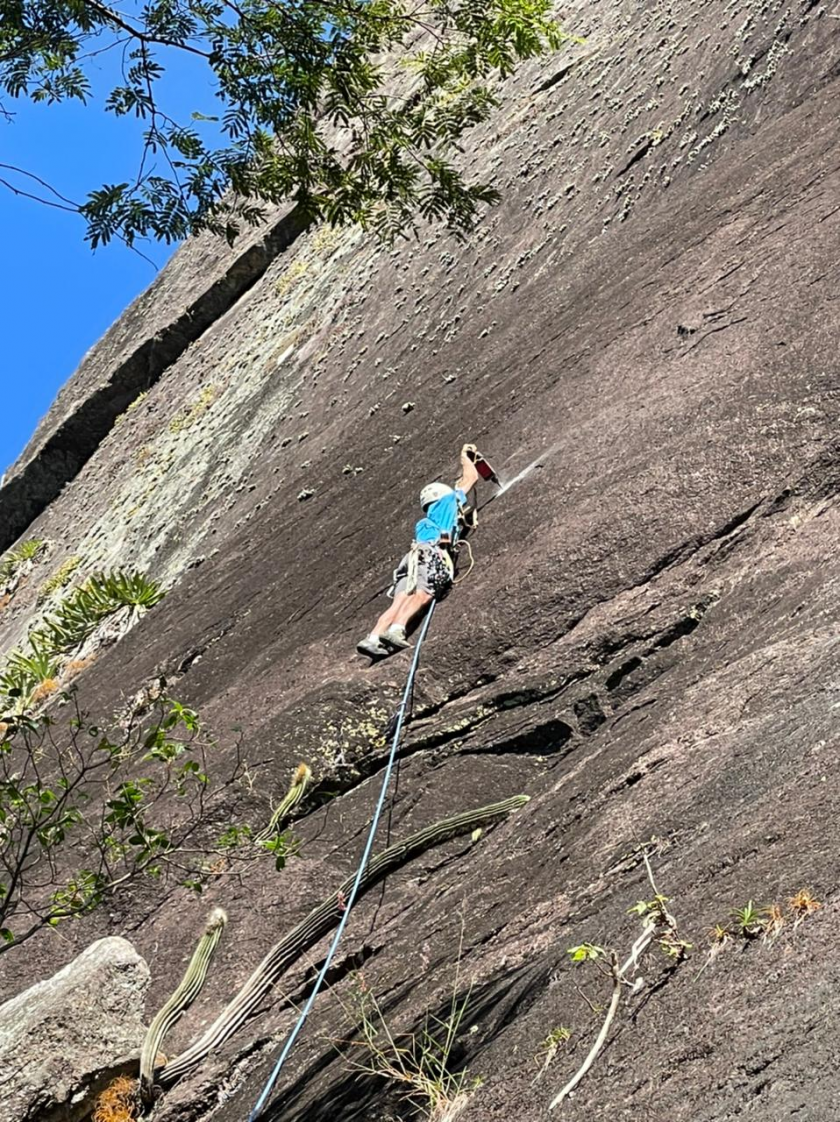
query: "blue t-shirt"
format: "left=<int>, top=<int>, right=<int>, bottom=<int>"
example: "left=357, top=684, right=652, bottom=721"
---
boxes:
left=415, top=488, right=466, bottom=544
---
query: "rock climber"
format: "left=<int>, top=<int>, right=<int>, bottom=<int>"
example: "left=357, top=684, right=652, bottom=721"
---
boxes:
left=357, top=444, right=482, bottom=659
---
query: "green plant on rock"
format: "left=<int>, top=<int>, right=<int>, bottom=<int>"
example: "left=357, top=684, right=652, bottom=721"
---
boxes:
left=87, top=569, right=165, bottom=610
left=0, top=694, right=246, bottom=954
left=535, top=1027, right=571, bottom=1080
left=0, top=639, right=61, bottom=700
left=253, top=762, right=312, bottom=846
left=216, top=823, right=253, bottom=850
left=260, top=829, right=301, bottom=872
left=139, top=906, right=228, bottom=1103
left=32, top=569, right=165, bottom=655
left=0, top=540, right=45, bottom=585
left=567, top=943, right=605, bottom=964
left=732, top=901, right=764, bottom=939
left=159, top=798, right=527, bottom=1088
left=37, top=555, right=81, bottom=602
left=541, top=1026, right=571, bottom=1050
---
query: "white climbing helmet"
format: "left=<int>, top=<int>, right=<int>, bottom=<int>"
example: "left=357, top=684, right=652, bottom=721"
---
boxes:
left=420, top=482, right=453, bottom=510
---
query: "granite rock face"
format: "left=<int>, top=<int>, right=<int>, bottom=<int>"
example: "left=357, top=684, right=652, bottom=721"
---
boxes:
left=1, top=0, right=839, bottom=1120
left=0, top=937, right=149, bottom=1122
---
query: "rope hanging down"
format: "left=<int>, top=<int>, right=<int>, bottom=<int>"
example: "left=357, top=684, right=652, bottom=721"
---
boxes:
left=248, top=599, right=438, bottom=1120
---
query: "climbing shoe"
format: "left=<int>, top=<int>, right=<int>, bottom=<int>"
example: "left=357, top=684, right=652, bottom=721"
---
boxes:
left=357, top=635, right=390, bottom=659
left=380, top=625, right=411, bottom=651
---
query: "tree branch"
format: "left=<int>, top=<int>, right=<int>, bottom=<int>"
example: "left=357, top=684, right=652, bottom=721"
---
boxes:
left=79, top=0, right=213, bottom=58
left=0, top=165, right=80, bottom=212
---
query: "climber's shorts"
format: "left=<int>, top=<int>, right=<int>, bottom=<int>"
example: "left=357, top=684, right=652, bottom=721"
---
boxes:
left=391, top=544, right=453, bottom=599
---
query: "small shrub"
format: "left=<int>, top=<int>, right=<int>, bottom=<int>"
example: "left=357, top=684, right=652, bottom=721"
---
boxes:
left=0, top=694, right=247, bottom=954
left=536, top=1026, right=571, bottom=1077
left=708, top=922, right=730, bottom=946
left=551, top=858, right=688, bottom=1109
left=259, top=829, right=301, bottom=871
left=567, top=943, right=605, bottom=963
left=542, top=1027, right=571, bottom=1048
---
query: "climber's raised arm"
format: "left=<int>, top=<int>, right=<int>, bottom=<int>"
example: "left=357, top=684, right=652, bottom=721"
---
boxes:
left=456, top=443, right=480, bottom=495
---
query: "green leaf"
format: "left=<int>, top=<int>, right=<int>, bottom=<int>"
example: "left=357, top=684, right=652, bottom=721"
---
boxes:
left=567, top=943, right=605, bottom=963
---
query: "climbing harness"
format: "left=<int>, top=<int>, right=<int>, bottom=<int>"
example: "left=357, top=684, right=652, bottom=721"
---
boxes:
left=248, top=601, right=438, bottom=1121
left=401, top=541, right=454, bottom=596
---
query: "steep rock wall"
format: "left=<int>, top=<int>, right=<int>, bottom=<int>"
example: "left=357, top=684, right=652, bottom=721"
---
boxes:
left=1, top=0, right=839, bottom=1120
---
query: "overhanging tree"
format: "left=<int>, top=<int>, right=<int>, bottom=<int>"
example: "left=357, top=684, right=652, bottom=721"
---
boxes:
left=0, top=0, right=566, bottom=245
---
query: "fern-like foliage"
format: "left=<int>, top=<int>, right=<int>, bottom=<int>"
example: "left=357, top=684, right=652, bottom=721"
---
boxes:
left=89, top=570, right=165, bottom=609
left=1, top=569, right=164, bottom=713
left=0, top=639, right=61, bottom=698
left=33, top=570, right=165, bottom=653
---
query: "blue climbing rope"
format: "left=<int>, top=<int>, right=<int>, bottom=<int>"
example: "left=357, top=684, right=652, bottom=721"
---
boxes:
left=248, top=599, right=438, bottom=1121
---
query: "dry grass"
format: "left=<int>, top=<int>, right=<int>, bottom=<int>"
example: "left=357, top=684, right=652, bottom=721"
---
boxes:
left=63, top=656, right=95, bottom=681
left=30, top=679, right=60, bottom=704
left=762, top=903, right=786, bottom=942
left=339, top=924, right=482, bottom=1122
left=92, top=1076, right=138, bottom=1122
left=789, top=889, right=822, bottom=926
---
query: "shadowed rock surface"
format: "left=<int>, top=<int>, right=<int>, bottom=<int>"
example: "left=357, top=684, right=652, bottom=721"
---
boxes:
left=1, top=0, right=839, bottom=1119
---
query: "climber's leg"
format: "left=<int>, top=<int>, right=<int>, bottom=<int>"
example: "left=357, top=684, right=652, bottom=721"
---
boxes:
left=372, top=593, right=409, bottom=637
left=378, top=593, right=430, bottom=650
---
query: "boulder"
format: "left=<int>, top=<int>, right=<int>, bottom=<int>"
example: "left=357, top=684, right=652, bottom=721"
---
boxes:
left=0, top=936, right=149, bottom=1122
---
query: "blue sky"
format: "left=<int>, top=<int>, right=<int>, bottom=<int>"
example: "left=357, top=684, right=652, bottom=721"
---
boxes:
left=0, top=41, right=220, bottom=476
